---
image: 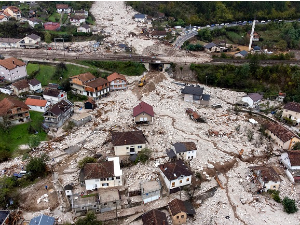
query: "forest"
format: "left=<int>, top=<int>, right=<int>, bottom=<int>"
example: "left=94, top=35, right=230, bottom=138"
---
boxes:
left=191, top=57, right=300, bottom=103
left=127, top=1, right=300, bottom=26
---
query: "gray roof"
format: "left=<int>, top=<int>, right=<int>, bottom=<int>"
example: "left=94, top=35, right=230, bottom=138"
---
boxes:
left=253, top=46, right=261, bottom=50
left=237, top=50, right=248, bottom=56
left=205, top=42, right=217, bottom=49
left=134, top=14, right=146, bottom=19
left=202, top=94, right=210, bottom=101
left=27, top=34, right=40, bottom=40
left=246, top=93, right=263, bottom=102
left=181, top=85, right=203, bottom=96
left=29, top=214, right=55, bottom=225
left=183, top=201, right=196, bottom=215
left=166, top=149, right=176, bottom=158
left=0, top=211, right=9, bottom=225
left=173, top=143, right=186, bottom=153
left=118, top=44, right=127, bottom=48
left=81, top=24, right=90, bottom=29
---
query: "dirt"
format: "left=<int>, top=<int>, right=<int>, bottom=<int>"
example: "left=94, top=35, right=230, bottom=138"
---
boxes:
left=19, top=175, right=59, bottom=211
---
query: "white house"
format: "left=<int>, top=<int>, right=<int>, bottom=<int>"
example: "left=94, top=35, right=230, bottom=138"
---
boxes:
left=249, top=166, right=280, bottom=192
left=241, top=93, right=263, bottom=108
left=158, top=160, right=192, bottom=191
left=43, top=88, right=67, bottom=104
left=0, top=87, right=13, bottom=95
left=171, top=142, right=197, bottom=160
left=56, top=4, right=71, bottom=14
left=19, top=34, right=41, bottom=49
left=106, top=72, right=128, bottom=91
left=0, top=15, right=8, bottom=22
left=282, top=102, right=300, bottom=125
left=134, top=14, right=146, bottom=22
left=235, top=50, right=248, bottom=58
left=27, top=17, right=43, bottom=28
left=112, top=130, right=146, bottom=156
left=25, top=98, right=50, bottom=113
left=28, top=78, right=42, bottom=92
left=281, top=151, right=300, bottom=170
left=70, top=15, right=85, bottom=26
left=0, top=57, right=27, bottom=82
left=81, top=157, right=123, bottom=191
left=77, top=24, right=91, bottom=33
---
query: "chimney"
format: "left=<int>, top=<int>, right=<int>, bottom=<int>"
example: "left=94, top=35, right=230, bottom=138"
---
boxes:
left=124, top=140, right=126, bottom=144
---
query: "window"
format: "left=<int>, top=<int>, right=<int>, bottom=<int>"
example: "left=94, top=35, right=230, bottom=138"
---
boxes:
left=172, top=182, right=175, bottom=187
left=138, top=146, right=142, bottom=149
left=40, top=107, right=42, bottom=109
left=126, top=147, right=129, bottom=149
left=273, top=186, right=276, bottom=189
left=104, top=203, right=107, bottom=206
left=177, top=216, right=179, bottom=219
left=186, top=178, right=190, bottom=182
left=180, top=180, right=182, bottom=183
left=181, top=215, right=184, bottom=218
left=116, top=176, right=120, bottom=179
left=113, top=201, right=116, bottom=204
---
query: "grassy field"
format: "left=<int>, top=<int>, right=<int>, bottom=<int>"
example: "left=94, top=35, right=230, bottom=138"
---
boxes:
left=48, top=12, right=61, bottom=23
left=0, top=111, right=47, bottom=151
left=26, top=63, right=97, bottom=86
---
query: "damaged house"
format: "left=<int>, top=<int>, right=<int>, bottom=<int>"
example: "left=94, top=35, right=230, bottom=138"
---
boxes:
left=168, top=198, right=195, bottom=225
left=169, top=142, right=197, bottom=160
left=133, top=101, right=154, bottom=124
left=181, top=85, right=210, bottom=105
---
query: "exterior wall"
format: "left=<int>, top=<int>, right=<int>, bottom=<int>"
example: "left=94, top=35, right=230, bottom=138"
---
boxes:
left=71, top=83, right=85, bottom=94
left=235, top=53, right=245, bottom=58
left=0, top=42, right=20, bottom=48
left=265, top=129, right=285, bottom=149
left=77, top=27, right=90, bottom=33
left=43, top=107, right=73, bottom=128
left=85, top=176, right=122, bottom=190
left=27, top=103, right=50, bottom=113
left=265, top=129, right=298, bottom=150
left=83, top=87, right=110, bottom=100
left=184, top=94, right=193, bottom=102
left=0, top=17, right=8, bottom=22
left=171, top=212, right=187, bottom=225
left=241, top=96, right=254, bottom=107
left=57, top=8, right=71, bottom=13
left=200, top=100, right=209, bottom=105
left=183, top=150, right=196, bottom=160
left=0, top=87, right=12, bottom=95
left=135, top=18, right=145, bottom=22
left=71, top=115, right=92, bottom=127
left=159, top=170, right=192, bottom=190
left=29, top=83, right=42, bottom=92
left=12, top=86, right=29, bottom=96
left=110, top=79, right=127, bottom=90
left=43, top=92, right=67, bottom=104
left=114, top=144, right=146, bottom=156
left=0, top=65, right=27, bottom=82
left=0, top=108, right=30, bottom=125
left=134, top=113, right=153, bottom=123
left=264, top=180, right=280, bottom=191
left=282, top=109, right=300, bottom=123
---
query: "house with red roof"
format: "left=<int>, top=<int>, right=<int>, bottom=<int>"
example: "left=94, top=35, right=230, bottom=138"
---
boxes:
left=106, top=72, right=127, bottom=91
left=0, top=98, right=30, bottom=125
left=265, top=122, right=300, bottom=150
left=282, top=102, right=300, bottom=125
left=44, top=22, right=60, bottom=31
left=133, top=101, right=154, bottom=124
left=25, top=98, right=50, bottom=112
left=56, top=4, right=71, bottom=14
left=0, top=57, right=27, bottom=82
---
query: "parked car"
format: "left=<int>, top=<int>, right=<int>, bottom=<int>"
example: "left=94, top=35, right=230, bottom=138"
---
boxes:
left=206, top=25, right=210, bottom=28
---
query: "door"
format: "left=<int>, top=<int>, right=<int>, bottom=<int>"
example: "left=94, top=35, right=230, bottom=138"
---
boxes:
left=130, top=147, right=135, bottom=154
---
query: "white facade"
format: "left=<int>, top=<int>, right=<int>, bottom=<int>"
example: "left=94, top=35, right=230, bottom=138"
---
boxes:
left=77, top=26, right=91, bottom=33
left=70, top=18, right=85, bottom=26
left=159, top=170, right=192, bottom=190
left=110, top=79, right=127, bottom=91
left=0, top=17, right=8, bottom=23
left=82, top=87, right=109, bottom=100
left=29, top=83, right=42, bottom=92
left=27, top=102, right=50, bottom=113
left=241, top=96, right=254, bottom=107
left=0, top=65, right=27, bottom=82
left=0, top=87, right=12, bottom=95
left=85, top=157, right=123, bottom=191
left=281, top=152, right=300, bottom=170
left=43, top=91, right=67, bottom=104
left=114, top=143, right=146, bottom=156
left=57, top=8, right=71, bottom=14
left=263, top=180, right=280, bottom=191
left=183, top=150, right=196, bottom=160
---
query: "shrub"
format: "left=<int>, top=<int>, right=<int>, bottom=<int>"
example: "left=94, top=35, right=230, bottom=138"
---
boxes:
left=26, top=154, right=49, bottom=181
left=282, top=197, right=298, bottom=214
left=78, top=157, right=96, bottom=169
left=268, top=190, right=281, bottom=203
left=135, top=148, right=152, bottom=164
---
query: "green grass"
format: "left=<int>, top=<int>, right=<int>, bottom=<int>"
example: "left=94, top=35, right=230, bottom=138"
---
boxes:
left=0, top=111, right=47, bottom=151
left=27, top=63, right=96, bottom=86
left=48, top=12, right=61, bottom=23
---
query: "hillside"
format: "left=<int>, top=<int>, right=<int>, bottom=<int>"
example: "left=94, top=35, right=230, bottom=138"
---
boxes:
left=127, top=1, right=300, bottom=26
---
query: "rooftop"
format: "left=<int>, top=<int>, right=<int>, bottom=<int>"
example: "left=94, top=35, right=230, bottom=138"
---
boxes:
left=142, top=209, right=168, bottom=225
left=29, top=214, right=55, bottom=225
left=158, top=160, right=192, bottom=180
left=70, top=72, right=96, bottom=83
left=265, top=122, right=297, bottom=143
left=98, top=188, right=120, bottom=202
left=46, top=100, right=73, bottom=116
left=245, top=93, right=263, bottom=102
left=12, top=79, right=29, bottom=90
left=173, top=142, right=197, bottom=153
left=28, top=78, right=41, bottom=86
left=249, top=166, right=280, bottom=182
left=83, top=161, right=114, bottom=180
left=25, top=98, right=47, bottom=107
left=107, top=72, right=127, bottom=82
left=141, top=180, right=161, bottom=193
left=56, top=4, right=69, bottom=9
left=181, top=85, right=204, bottom=96
left=112, top=130, right=146, bottom=146
left=133, top=101, right=154, bottom=117
left=0, top=57, right=26, bottom=70
left=284, top=102, right=300, bottom=113
left=85, top=77, right=109, bottom=88
left=0, top=98, right=29, bottom=116
left=288, top=151, right=300, bottom=167
left=168, top=198, right=187, bottom=216
left=27, top=34, right=40, bottom=40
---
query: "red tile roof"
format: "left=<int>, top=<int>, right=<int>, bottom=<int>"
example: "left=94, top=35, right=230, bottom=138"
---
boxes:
left=142, top=209, right=168, bottom=225
left=12, top=79, right=29, bottom=90
left=85, top=77, right=109, bottom=88
left=70, top=72, right=95, bottom=83
left=265, top=122, right=297, bottom=143
left=288, top=151, right=300, bottom=167
left=44, top=22, right=60, bottom=31
left=112, top=130, right=146, bottom=146
left=107, top=72, right=127, bottom=82
left=168, top=198, right=187, bottom=216
left=83, top=162, right=114, bottom=180
left=56, top=4, right=69, bottom=9
left=158, top=160, right=192, bottom=181
left=25, top=98, right=47, bottom=107
left=133, top=101, right=154, bottom=117
left=0, top=57, right=26, bottom=70
left=0, top=98, right=29, bottom=116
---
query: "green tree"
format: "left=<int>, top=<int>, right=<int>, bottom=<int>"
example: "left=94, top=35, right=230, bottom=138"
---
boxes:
left=135, top=148, right=152, bottom=164
left=249, top=53, right=260, bottom=76
left=214, top=2, right=233, bottom=23
left=0, top=176, right=19, bottom=208
left=44, top=31, right=52, bottom=43
left=29, top=135, right=41, bottom=149
left=75, top=212, right=102, bottom=225
left=277, top=40, right=288, bottom=51
left=78, top=157, right=96, bottom=169
left=26, top=155, right=48, bottom=181
left=292, top=142, right=300, bottom=150
left=282, top=197, right=298, bottom=214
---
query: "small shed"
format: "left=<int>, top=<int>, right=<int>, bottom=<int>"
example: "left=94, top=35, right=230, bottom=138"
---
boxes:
left=84, top=98, right=96, bottom=109
left=64, top=184, right=73, bottom=196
